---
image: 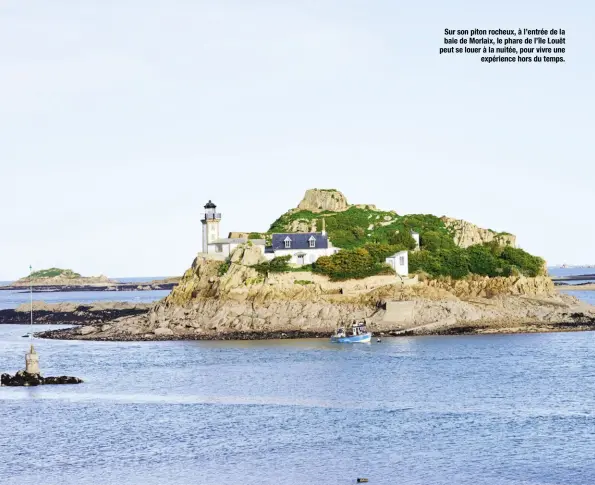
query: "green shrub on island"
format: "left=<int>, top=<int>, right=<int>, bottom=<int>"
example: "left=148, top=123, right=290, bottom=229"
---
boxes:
left=436, top=247, right=471, bottom=279
left=387, top=230, right=417, bottom=250
left=361, top=243, right=400, bottom=263
left=409, top=242, right=546, bottom=279
left=217, top=260, right=231, bottom=276
left=245, top=276, right=265, bottom=285
left=420, top=230, right=457, bottom=252
left=252, top=255, right=293, bottom=275
left=265, top=199, right=544, bottom=281
left=466, top=244, right=503, bottom=277
left=409, top=249, right=470, bottom=279
left=269, top=207, right=451, bottom=250
left=248, top=232, right=262, bottom=239
left=313, top=248, right=395, bottom=281
left=499, top=245, right=545, bottom=277
left=28, top=268, right=81, bottom=279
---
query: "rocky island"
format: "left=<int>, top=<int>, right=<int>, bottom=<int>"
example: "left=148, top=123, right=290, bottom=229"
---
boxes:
left=8, top=268, right=115, bottom=286
left=1, top=267, right=180, bottom=292
left=36, top=189, right=595, bottom=341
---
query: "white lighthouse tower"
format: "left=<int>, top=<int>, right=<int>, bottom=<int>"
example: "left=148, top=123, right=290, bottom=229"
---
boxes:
left=201, top=200, right=221, bottom=253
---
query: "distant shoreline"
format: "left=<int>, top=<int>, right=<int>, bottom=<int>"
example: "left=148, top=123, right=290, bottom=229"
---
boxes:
left=551, top=273, right=595, bottom=282
left=557, top=284, right=595, bottom=291
left=0, top=281, right=178, bottom=293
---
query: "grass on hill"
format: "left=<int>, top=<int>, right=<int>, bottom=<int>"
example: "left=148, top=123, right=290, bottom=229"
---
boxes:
left=28, top=268, right=81, bottom=279
left=269, top=206, right=451, bottom=250
left=262, top=203, right=541, bottom=281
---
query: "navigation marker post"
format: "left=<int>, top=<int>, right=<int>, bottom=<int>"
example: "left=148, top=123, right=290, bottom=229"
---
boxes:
left=24, top=264, right=41, bottom=375
left=29, top=264, right=33, bottom=338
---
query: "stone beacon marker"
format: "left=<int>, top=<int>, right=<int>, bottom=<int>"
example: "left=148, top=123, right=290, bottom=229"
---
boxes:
left=25, top=344, right=40, bottom=375
left=2, top=343, right=83, bottom=386
left=1, top=264, right=82, bottom=387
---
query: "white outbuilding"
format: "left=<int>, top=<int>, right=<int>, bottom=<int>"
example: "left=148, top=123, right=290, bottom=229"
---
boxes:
left=385, top=250, right=409, bottom=276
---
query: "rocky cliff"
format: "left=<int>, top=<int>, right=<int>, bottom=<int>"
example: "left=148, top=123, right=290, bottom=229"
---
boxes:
left=44, top=244, right=595, bottom=341
left=296, top=189, right=350, bottom=212
left=441, top=217, right=516, bottom=248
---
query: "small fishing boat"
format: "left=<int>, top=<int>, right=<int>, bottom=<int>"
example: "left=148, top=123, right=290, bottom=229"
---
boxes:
left=330, top=321, right=372, bottom=343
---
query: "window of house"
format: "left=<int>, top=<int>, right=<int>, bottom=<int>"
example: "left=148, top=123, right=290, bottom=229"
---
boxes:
left=399, top=256, right=405, bottom=265
left=309, top=236, right=316, bottom=248
left=284, top=237, right=291, bottom=249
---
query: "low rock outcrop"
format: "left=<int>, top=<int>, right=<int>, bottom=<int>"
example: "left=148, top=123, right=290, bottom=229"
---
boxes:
left=1, top=371, right=83, bottom=386
left=0, top=301, right=151, bottom=325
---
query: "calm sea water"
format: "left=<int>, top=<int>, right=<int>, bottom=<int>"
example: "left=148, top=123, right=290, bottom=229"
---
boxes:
left=547, top=267, right=595, bottom=278
left=2, top=270, right=595, bottom=484
left=0, top=288, right=171, bottom=310
left=563, top=290, right=595, bottom=306
left=547, top=266, right=595, bottom=306
left=2, top=325, right=595, bottom=485
left=548, top=266, right=595, bottom=286
left=0, top=277, right=171, bottom=310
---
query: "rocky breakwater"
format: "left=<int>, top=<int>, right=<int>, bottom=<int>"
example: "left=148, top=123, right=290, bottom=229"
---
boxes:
left=0, top=301, right=151, bottom=326
left=36, top=244, right=595, bottom=342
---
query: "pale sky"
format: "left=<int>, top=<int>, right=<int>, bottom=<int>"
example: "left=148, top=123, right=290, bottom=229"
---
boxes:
left=1, top=1, right=593, bottom=280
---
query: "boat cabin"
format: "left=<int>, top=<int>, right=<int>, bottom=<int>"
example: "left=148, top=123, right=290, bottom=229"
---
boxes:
left=336, top=321, right=368, bottom=338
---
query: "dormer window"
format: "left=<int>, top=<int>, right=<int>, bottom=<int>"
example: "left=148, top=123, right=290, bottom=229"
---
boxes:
left=308, top=236, right=316, bottom=248
left=284, top=236, right=291, bottom=249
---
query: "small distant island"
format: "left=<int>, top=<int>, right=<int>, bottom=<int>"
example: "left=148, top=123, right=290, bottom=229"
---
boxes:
left=1, top=268, right=180, bottom=293
left=10, top=267, right=115, bottom=287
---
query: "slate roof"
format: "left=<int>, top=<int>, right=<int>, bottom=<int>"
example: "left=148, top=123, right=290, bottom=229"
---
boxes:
left=210, top=238, right=247, bottom=244
left=209, top=238, right=266, bottom=245
left=204, top=200, right=217, bottom=209
left=271, top=233, right=329, bottom=250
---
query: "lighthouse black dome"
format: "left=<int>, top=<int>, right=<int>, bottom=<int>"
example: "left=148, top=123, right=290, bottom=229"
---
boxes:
left=204, top=200, right=216, bottom=209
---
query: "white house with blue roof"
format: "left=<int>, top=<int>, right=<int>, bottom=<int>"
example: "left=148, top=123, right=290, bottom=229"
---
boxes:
left=265, top=226, right=340, bottom=265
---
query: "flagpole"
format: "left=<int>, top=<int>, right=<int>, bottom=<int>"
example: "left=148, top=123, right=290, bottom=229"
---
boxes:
left=29, top=265, right=33, bottom=340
